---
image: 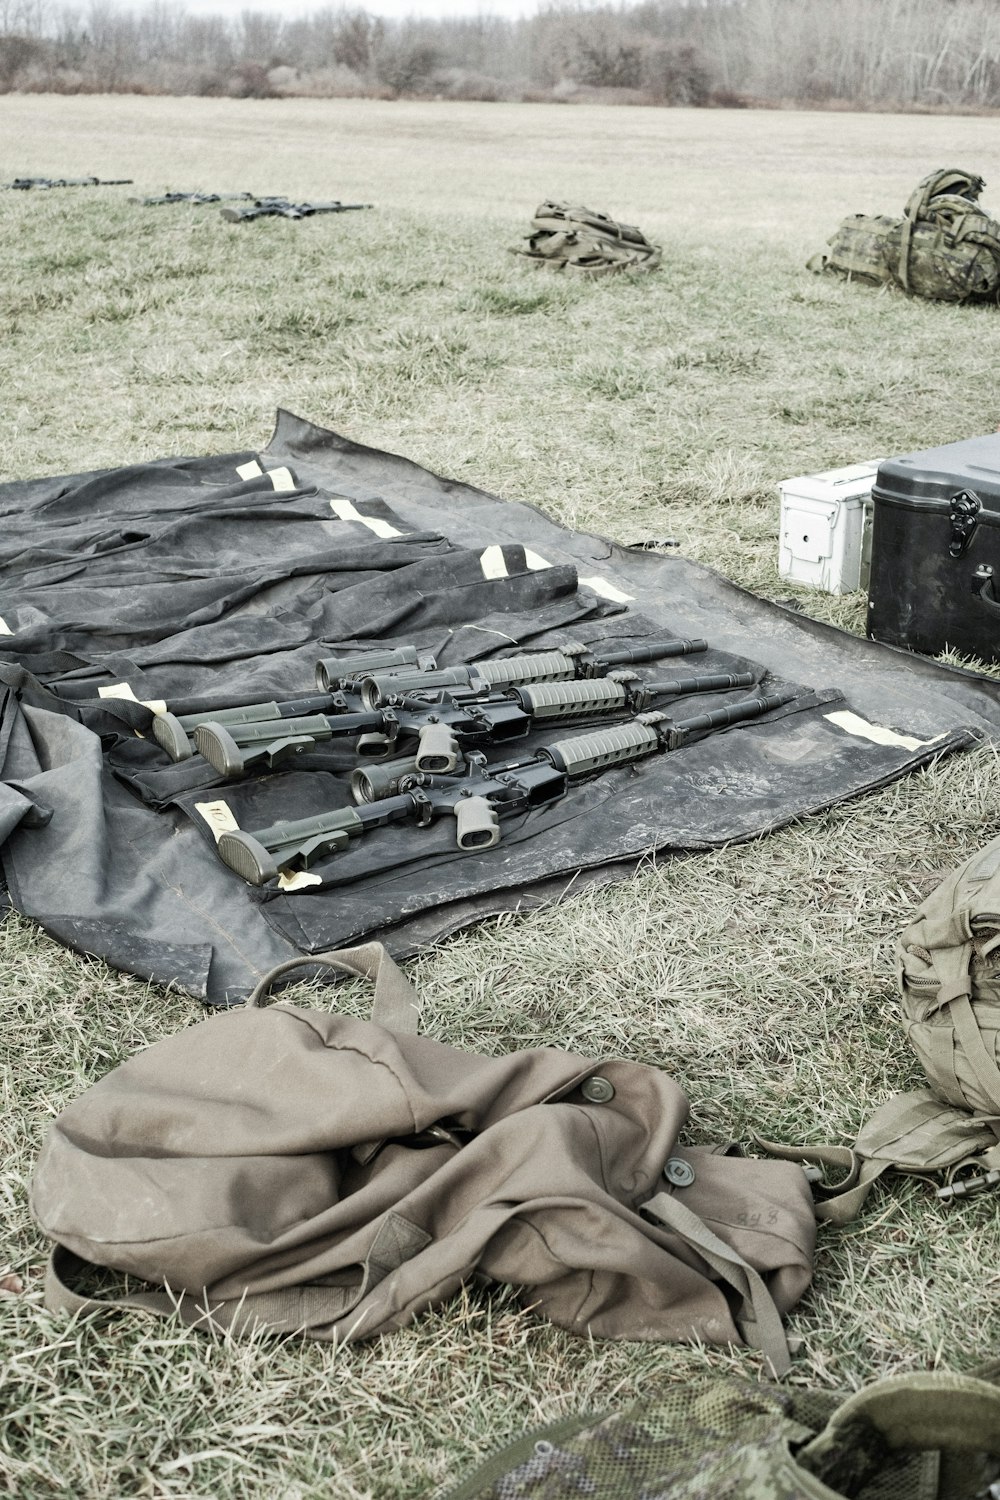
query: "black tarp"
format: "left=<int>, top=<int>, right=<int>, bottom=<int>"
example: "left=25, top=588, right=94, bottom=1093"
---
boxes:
left=1, top=409, right=999, bottom=1005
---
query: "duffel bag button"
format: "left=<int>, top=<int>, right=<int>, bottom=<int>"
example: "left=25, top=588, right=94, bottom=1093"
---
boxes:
left=580, top=1075, right=615, bottom=1103
left=665, top=1157, right=695, bottom=1187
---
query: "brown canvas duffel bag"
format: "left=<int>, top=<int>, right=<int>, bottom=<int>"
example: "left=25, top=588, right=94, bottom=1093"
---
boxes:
left=31, top=943, right=816, bottom=1375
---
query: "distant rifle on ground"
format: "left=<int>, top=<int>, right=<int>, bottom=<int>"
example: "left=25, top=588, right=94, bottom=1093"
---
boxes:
left=135, top=191, right=257, bottom=207
left=220, top=196, right=372, bottom=222
left=188, top=640, right=728, bottom=776
left=215, top=691, right=798, bottom=885
left=150, top=637, right=713, bottom=764
left=3, top=176, right=133, bottom=190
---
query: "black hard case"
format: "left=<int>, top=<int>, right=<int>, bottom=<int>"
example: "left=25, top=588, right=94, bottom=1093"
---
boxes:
left=868, top=432, right=1000, bottom=661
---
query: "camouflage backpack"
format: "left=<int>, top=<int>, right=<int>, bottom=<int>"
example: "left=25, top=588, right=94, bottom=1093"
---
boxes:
left=511, top=201, right=662, bottom=276
left=441, top=1368, right=1000, bottom=1500
left=760, top=836, right=1000, bottom=1220
left=808, top=168, right=1000, bottom=303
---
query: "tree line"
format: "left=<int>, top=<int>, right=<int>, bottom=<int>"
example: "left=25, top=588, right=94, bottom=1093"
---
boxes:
left=3, top=0, right=1000, bottom=110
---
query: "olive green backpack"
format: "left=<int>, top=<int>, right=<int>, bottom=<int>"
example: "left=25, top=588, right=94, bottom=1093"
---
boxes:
left=808, top=168, right=1000, bottom=303
left=510, top=201, right=662, bottom=276
left=762, top=835, right=1000, bottom=1220
left=441, top=1368, right=1000, bottom=1500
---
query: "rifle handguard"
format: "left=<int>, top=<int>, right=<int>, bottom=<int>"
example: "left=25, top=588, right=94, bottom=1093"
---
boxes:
left=513, top=679, right=628, bottom=717
left=472, top=651, right=577, bottom=689
left=545, top=721, right=661, bottom=776
left=455, top=796, right=501, bottom=850
left=414, top=722, right=461, bottom=773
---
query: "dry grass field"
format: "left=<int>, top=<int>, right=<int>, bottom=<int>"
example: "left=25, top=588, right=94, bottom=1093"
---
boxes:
left=3, top=96, right=1000, bottom=1498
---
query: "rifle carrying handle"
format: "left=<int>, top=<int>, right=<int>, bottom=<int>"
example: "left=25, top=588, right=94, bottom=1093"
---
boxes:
left=455, top=796, right=501, bottom=849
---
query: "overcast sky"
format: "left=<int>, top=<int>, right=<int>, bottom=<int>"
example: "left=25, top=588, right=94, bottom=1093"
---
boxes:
left=151, top=0, right=543, bottom=18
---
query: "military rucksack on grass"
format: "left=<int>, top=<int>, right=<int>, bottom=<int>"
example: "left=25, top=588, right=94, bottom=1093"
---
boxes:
left=511, top=201, right=662, bottom=276
left=441, top=1367, right=1000, bottom=1500
left=808, top=168, right=1000, bottom=303
left=761, top=836, right=1000, bottom=1219
left=30, top=942, right=816, bottom=1377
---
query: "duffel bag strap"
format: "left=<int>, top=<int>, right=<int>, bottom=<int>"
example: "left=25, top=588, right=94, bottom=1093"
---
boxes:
left=246, top=940, right=421, bottom=1033
left=641, top=1190, right=792, bottom=1378
left=750, top=1135, right=892, bottom=1225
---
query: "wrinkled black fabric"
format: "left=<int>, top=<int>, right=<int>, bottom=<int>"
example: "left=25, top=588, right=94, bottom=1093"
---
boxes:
left=0, top=411, right=998, bottom=1006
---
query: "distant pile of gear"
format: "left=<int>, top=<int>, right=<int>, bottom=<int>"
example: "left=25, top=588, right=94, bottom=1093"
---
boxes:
left=809, top=167, right=1000, bottom=303
left=510, top=199, right=662, bottom=275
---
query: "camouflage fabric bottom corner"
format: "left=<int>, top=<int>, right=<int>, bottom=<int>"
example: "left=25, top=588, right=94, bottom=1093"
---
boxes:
left=441, top=1369, right=1000, bottom=1499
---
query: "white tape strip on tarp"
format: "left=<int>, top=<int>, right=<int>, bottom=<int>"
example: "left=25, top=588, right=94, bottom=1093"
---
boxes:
left=579, top=576, right=635, bottom=603
left=330, top=497, right=402, bottom=537
left=98, top=683, right=168, bottom=715
left=825, top=709, right=947, bottom=752
left=481, top=546, right=555, bottom=578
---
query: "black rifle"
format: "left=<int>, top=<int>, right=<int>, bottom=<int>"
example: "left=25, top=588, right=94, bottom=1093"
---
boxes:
left=338, top=638, right=711, bottom=707
left=152, top=637, right=707, bottom=762
left=215, top=690, right=797, bottom=884
left=135, top=191, right=257, bottom=207
left=196, top=667, right=754, bottom=778
left=191, top=636, right=716, bottom=774
left=3, top=176, right=133, bottom=190
left=220, top=197, right=372, bottom=223
left=150, top=646, right=423, bottom=761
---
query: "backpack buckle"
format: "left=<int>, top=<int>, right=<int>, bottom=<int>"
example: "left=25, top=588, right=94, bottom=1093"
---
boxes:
left=936, top=1167, right=1000, bottom=1202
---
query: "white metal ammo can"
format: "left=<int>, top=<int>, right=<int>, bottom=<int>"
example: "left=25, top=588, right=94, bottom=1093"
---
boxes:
left=777, top=460, right=881, bottom=594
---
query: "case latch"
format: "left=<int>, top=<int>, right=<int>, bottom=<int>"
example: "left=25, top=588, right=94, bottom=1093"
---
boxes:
left=949, top=488, right=982, bottom=557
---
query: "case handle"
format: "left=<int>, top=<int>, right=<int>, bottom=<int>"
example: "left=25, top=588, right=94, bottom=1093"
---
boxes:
left=971, top=563, right=1000, bottom=618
